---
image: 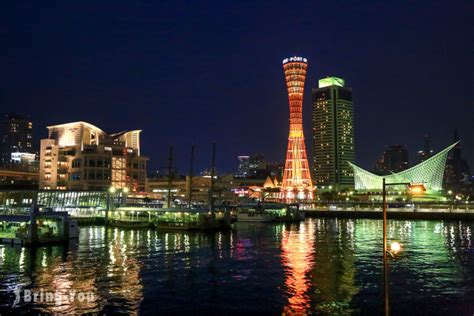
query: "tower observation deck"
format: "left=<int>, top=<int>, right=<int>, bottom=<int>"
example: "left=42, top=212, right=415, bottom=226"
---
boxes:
left=280, top=57, right=314, bottom=201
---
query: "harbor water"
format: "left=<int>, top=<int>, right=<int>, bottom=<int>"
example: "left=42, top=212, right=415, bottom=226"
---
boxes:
left=1, top=218, right=473, bottom=314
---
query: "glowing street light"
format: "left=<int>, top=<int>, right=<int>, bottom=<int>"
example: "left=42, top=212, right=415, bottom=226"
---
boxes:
left=409, top=183, right=426, bottom=195
left=382, top=179, right=422, bottom=315
left=108, top=186, right=130, bottom=209
left=389, top=241, right=401, bottom=254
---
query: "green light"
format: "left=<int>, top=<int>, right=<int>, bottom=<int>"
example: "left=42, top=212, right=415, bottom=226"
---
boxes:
left=318, top=77, right=345, bottom=88
left=349, top=142, right=458, bottom=192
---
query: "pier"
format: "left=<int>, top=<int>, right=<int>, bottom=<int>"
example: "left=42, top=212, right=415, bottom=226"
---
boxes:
left=0, top=209, right=76, bottom=245
left=305, top=209, right=474, bottom=221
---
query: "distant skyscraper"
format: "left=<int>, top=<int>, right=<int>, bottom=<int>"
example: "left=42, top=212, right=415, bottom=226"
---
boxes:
left=237, top=155, right=250, bottom=177
left=445, top=129, right=470, bottom=186
left=237, top=154, right=283, bottom=180
left=374, top=145, right=409, bottom=174
left=0, top=114, right=34, bottom=165
left=312, top=77, right=355, bottom=189
left=280, top=56, right=313, bottom=200
left=418, top=134, right=433, bottom=163
left=249, top=154, right=267, bottom=176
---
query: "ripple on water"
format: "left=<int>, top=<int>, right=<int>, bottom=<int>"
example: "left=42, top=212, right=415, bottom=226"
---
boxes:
left=0, top=219, right=473, bottom=314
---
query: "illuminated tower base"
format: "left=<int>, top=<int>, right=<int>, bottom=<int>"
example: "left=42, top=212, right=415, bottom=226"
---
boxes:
left=280, top=56, right=314, bottom=201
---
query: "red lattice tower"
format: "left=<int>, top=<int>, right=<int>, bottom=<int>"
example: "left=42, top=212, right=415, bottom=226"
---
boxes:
left=280, top=57, right=314, bottom=201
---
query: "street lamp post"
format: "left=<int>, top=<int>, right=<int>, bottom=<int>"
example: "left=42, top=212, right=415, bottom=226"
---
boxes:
left=382, top=179, right=424, bottom=315
left=382, top=178, right=389, bottom=316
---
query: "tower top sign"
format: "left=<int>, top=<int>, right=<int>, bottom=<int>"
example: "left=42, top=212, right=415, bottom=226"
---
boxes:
left=282, top=56, right=307, bottom=64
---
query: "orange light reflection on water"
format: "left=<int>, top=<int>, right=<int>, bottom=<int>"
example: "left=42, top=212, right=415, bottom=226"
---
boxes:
left=280, top=222, right=315, bottom=314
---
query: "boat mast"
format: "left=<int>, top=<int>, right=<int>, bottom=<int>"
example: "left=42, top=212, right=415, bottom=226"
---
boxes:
left=187, top=145, right=195, bottom=208
left=167, top=145, right=173, bottom=208
left=209, top=142, right=216, bottom=215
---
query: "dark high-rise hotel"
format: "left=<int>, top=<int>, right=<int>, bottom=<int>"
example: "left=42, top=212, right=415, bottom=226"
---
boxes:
left=236, top=155, right=250, bottom=178
left=374, top=145, right=410, bottom=174
left=312, top=77, right=355, bottom=190
left=418, top=134, right=433, bottom=163
left=445, top=129, right=470, bottom=187
left=0, top=114, right=34, bottom=165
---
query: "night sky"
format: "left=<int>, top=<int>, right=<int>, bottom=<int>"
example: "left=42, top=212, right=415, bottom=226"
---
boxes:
left=1, top=1, right=473, bottom=174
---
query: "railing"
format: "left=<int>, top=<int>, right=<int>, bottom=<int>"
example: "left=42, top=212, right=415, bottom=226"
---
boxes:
left=298, top=201, right=474, bottom=212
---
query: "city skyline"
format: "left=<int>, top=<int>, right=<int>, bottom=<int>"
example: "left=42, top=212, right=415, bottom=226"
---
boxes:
left=1, top=1, right=472, bottom=174
left=0, top=2, right=473, bottom=314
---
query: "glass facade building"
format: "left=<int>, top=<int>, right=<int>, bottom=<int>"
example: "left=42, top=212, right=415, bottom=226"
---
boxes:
left=312, top=77, right=355, bottom=190
left=0, top=190, right=108, bottom=217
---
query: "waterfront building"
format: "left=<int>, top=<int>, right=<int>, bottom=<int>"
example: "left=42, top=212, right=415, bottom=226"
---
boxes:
left=0, top=190, right=107, bottom=218
left=146, top=174, right=236, bottom=205
left=231, top=176, right=280, bottom=201
left=280, top=56, right=313, bottom=200
left=374, top=145, right=409, bottom=174
left=417, top=134, right=433, bottom=163
left=0, top=114, right=35, bottom=165
left=146, top=175, right=187, bottom=205
left=312, top=77, right=355, bottom=190
left=349, top=143, right=456, bottom=192
left=39, top=121, right=147, bottom=192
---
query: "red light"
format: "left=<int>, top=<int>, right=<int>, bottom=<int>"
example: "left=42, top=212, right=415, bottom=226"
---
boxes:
left=280, top=58, right=313, bottom=201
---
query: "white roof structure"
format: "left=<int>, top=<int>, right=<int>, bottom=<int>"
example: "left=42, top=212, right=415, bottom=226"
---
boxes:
left=349, top=142, right=457, bottom=191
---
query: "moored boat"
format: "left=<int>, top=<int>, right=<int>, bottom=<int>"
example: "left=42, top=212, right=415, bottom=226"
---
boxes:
left=153, top=206, right=231, bottom=231
left=236, top=203, right=304, bottom=223
left=108, top=218, right=152, bottom=228
left=109, top=206, right=232, bottom=231
left=0, top=207, right=80, bottom=245
left=108, top=207, right=153, bottom=228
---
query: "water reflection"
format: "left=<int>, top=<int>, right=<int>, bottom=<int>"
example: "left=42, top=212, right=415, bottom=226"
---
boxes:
left=0, top=219, right=473, bottom=314
left=103, top=228, right=143, bottom=314
left=311, top=219, right=359, bottom=314
left=280, top=221, right=315, bottom=313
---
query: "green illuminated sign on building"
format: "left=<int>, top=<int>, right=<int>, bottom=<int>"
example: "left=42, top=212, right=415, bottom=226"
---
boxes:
left=318, top=77, right=345, bottom=88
